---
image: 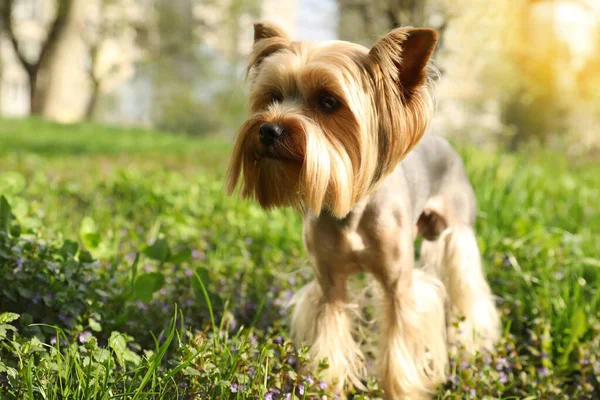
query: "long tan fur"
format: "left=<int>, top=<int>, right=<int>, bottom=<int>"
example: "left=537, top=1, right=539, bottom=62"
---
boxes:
left=226, top=21, right=501, bottom=400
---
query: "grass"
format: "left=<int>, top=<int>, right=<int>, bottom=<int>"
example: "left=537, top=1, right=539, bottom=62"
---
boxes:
left=0, top=117, right=599, bottom=399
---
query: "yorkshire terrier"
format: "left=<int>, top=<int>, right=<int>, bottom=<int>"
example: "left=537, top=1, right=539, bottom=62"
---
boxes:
left=227, top=21, right=501, bottom=399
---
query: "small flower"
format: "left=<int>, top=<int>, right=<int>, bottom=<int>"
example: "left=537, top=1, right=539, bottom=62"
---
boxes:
left=297, top=384, right=305, bottom=395
left=460, top=359, right=469, bottom=370
left=58, top=313, right=72, bottom=325
left=319, top=381, right=328, bottom=390
left=469, top=388, right=476, bottom=397
left=143, top=264, right=152, bottom=272
left=264, top=389, right=280, bottom=400
left=32, top=292, right=42, bottom=305
left=231, top=383, right=238, bottom=393
left=185, top=268, right=194, bottom=277
left=448, top=374, right=458, bottom=386
left=50, top=336, right=57, bottom=345
left=136, top=300, right=148, bottom=310
left=538, top=367, right=549, bottom=378
left=483, top=353, right=492, bottom=365
left=274, top=336, right=284, bottom=345
left=498, top=371, right=507, bottom=384
left=288, top=277, right=296, bottom=286
left=79, top=331, right=92, bottom=343
left=305, top=376, right=314, bottom=385
left=287, top=356, right=297, bottom=366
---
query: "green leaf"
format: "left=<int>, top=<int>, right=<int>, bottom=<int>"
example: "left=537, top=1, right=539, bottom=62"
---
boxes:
left=0, top=172, right=26, bottom=195
left=0, top=196, right=12, bottom=234
left=88, top=318, right=102, bottom=332
left=0, top=324, right=17, bottom=339
left=183, top=366, right=201, bottom=376
left=169, top=248, right=192, bottom=264
left=571, top=309, right=587, bottom=340
left=80, top=216, right=101, bottom=249
left=109, top=331, right=141, bottom=366
left=134, top=272, right=165, bottom=303
left=61, top=240, right=79, bottom=258
left=191, top=267, right=210, bottom=302
left=78, top=249, right=95, bottom=263
left=143, top=238, right=170, bottom=262
left=0, top=313, right=20, bottom=324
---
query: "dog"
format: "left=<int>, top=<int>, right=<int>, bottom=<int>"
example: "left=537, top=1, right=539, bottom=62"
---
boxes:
left=226, top=21, right=501, bottom=399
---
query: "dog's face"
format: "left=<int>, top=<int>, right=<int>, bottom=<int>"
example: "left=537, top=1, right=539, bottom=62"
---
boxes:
left=227, top=22, right=437, bottom=217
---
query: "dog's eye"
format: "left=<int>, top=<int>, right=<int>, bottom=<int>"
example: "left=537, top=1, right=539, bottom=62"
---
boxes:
left=271, top=92, right=283, bottom=104
left=318, top=94, right=338, bottom=112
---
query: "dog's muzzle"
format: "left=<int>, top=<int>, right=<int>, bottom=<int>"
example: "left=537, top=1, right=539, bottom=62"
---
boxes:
left=259, top=122, right=284, bottom=146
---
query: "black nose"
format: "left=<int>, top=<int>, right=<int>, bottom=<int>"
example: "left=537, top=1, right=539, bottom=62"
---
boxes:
left=259, top=123, right=284, bottom=146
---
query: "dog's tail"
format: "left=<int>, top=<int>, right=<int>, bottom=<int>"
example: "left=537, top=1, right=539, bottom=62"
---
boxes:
left=421, top=225, right=501, bottom=353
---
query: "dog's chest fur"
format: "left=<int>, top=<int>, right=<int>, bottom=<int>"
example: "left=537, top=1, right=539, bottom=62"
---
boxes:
left=302, top=135, right=466, bottom=278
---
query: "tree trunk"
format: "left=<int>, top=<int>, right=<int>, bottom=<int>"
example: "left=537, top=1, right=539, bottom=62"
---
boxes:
left=85, top=80, right=100, bottom=120
left=1, top=0, right=73, bottom=117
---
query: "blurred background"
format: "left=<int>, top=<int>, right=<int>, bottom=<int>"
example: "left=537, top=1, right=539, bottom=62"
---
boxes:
left=0, top=0, right=598, bottom=154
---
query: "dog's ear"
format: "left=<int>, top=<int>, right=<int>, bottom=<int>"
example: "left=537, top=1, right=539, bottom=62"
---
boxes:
left=247, top=21, right=292, bottom=76
left=369, top=27, right=438, bottom=97
left=253, top=21, right=290, bottom=42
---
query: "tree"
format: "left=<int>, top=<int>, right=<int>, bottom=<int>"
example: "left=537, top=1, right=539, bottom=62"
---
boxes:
left=78, top=0, right=150, bottom=120
left=337, top=0, right=448, bottom=49
left=0, top=0, right=74, bottom=115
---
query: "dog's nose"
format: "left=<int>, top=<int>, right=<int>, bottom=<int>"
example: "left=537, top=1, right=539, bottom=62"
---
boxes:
left=259, top=123, right=284, bottom=146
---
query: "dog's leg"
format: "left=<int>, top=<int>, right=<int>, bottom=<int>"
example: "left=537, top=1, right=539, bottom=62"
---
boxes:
left=371, top=226, right=447, bottom=400
left=421, top=224, right=501, bottom=353
left=289, top=272, right=365, bottom=392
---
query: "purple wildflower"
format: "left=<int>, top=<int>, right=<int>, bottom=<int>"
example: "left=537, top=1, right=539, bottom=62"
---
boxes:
left=297, top=384, right=305, bottom=395
left=288, top=277, right=296, bottom=286
left=287, top=356, right=297, bottom=366
left=498, top=371, right=507, bottom=384
left=136, top=300, right=148, bottom=310
left=319, top=381, right=328, bottom=390
left=50, top=336, right=57, bottom=345
left=460, top=359, right=469, bottom=370
left=231, top=383, right=238, bottom=393
left=274, top=336, right=284, bottom=345
left=185, top=268, right=194, bottom=277
left=264, top=388, right=280, bottom=400
left=143, top=264, right=152, bottom=272
left=32, top=292, right=42, bottom=305
left=449, top=374, right=458, bottom=386
left=305, top=376, right=314, bottom=385
left=13, top=258, right=23, bottom=274
left=79, top=331, right=92, bottom=343
left=538, top=367, right=549, bottom=378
